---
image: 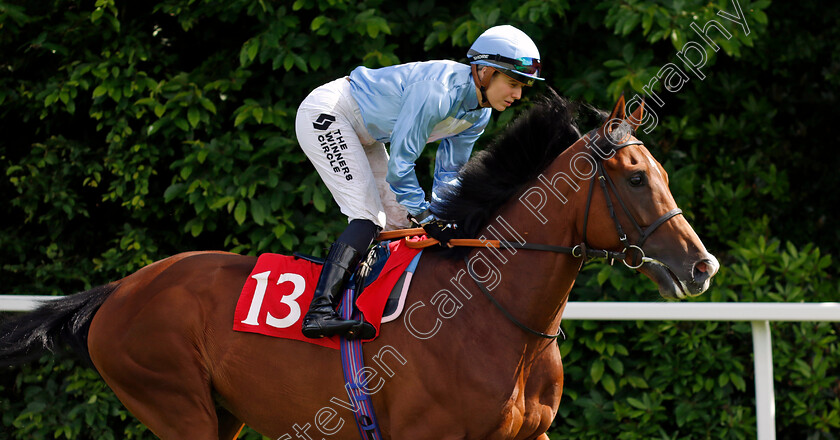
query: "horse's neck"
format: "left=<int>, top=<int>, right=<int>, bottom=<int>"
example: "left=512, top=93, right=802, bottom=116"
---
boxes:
left=472, top=140, right=591, bottom=344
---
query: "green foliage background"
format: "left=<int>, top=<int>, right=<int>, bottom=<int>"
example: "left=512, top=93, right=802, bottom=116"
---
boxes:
left=1, top=0, right=838, bottom=438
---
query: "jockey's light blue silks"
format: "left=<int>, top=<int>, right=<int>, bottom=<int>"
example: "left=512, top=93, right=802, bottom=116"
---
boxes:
left=348, top=60, right=492, bottom=216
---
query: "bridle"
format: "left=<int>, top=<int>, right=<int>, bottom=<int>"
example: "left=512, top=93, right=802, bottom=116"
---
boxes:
left=469, top=130, right=683, bottom=267
left=462, top=129, right=683, bottom=339
left=386, top=128, right=685, bottom=339
left=579, top=130, right=683, bottom=269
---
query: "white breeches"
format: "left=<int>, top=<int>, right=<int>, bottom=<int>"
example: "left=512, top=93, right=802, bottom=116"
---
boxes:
left=295, top=78, right=410, bottom=231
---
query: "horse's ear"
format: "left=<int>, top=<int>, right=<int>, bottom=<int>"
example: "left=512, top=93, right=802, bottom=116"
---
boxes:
left=607, top=93, right=626, bottom=122
left=626, top=98, right=645, bottom=132
left=597, top=93, right=627, bottom=140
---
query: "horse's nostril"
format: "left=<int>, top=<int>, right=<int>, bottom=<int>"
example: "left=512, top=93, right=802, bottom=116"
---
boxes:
left=693, top=259, right=714, bottom=281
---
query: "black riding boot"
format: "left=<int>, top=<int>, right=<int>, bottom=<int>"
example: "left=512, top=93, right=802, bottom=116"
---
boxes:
left=301, top=241, right=362, bottom=338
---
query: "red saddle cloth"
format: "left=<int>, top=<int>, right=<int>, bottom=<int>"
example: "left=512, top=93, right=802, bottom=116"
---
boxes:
left=233, top=239, right=421, bottom=349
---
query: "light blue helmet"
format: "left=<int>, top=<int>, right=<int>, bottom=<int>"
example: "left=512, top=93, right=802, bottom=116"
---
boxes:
left=467, top=25, right=543, bottom=86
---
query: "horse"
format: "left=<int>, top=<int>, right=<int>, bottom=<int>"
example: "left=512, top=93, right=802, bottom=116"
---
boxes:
left=0, top=91, right=719, bottom=440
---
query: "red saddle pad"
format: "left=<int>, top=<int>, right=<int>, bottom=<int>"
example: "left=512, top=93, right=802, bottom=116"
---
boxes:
left=233, top=239, right=421, bottom=349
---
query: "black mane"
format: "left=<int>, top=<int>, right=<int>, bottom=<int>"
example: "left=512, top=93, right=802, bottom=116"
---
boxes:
left=434, top=89, right=585, bottom=238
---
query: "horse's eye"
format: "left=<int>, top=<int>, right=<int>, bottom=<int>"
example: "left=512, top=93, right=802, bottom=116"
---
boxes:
left=629, top=172, right=646, bottom=187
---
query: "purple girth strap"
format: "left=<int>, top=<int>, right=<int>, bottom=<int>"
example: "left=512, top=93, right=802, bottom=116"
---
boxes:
left=339, top=288, right=384, bottom=440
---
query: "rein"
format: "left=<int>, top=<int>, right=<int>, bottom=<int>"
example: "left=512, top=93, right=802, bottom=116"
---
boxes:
left=380, top=228, right=626, bottom=262
left=374, top=133, right=683, bottom=340
left=465, top=255, right=565, bottom=340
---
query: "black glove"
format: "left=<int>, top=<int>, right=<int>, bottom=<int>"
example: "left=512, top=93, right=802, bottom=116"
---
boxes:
left=422, top=219, right=462, bottom=245
left=407, top=209, right=462, bottom=245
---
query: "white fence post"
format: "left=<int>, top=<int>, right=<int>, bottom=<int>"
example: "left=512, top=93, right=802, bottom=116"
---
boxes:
left=751, top=320, right=776, bottom=440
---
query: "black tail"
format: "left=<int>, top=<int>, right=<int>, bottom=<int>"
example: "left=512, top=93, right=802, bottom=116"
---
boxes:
left=0, top=284, right=118, bottom=368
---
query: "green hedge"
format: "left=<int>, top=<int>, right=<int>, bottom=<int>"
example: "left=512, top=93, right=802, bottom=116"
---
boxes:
left=1, top=0, right=838, bottom=438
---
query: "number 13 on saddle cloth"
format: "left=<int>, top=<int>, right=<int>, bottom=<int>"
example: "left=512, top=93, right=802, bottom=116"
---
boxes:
left=232, top=238, right=422, bottom=349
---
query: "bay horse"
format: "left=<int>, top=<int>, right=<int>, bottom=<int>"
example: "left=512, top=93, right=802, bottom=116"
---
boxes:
left=0, top=92, right=718, bottom=440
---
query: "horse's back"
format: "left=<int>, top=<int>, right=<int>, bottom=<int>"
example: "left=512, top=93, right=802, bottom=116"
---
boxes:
left=87, top=251, right=249, bottom=369
left=90, top=251, right=250, bottom=332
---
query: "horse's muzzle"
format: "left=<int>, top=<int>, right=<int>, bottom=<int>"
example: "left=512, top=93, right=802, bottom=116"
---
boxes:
left=640, top=252, right=719, bottom=300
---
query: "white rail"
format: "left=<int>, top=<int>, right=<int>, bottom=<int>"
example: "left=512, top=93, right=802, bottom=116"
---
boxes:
left=0, top=295, right=60, bottom=312
left=3, top=296, right=840, bottom=440
left=563, top=302, right=840, bottom=440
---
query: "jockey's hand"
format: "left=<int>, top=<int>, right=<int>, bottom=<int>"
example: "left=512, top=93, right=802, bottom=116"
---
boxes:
left=422, top=219, right=462, bottom=246
left=408, top=209, right=461, bottom=246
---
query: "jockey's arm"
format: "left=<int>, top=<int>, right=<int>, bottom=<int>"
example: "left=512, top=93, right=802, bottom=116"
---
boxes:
left=385, top=82, right=449, bottom=218
left=430, top=115, right=490, bottom=210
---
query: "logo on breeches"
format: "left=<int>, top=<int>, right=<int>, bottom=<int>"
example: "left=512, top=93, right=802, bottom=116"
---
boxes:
left=318, top=129, right=353, bottom=181
left=313, top=113, right=336, bottom=130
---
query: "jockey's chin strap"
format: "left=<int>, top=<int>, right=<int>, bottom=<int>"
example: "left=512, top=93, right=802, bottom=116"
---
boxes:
left=471, top=64, right=495, bottom=109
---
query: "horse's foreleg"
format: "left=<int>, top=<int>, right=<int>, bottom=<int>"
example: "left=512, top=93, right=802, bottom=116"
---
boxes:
left=217, top=407, right=245, bottom=440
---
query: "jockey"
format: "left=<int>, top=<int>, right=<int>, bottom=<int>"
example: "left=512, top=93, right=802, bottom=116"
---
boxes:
left=295, top=25, right=543, bottom=339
